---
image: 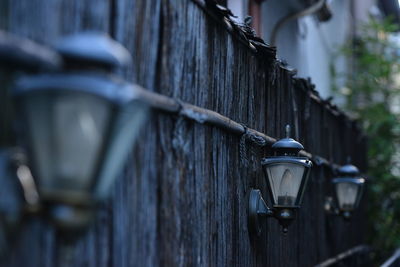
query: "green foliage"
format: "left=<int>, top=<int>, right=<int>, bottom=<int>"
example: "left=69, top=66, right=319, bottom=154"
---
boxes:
left=334, top=17, right=400, bottom=261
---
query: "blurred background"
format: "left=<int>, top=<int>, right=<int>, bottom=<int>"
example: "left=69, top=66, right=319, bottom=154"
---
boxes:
left=228, top=0, right=400, bottom=261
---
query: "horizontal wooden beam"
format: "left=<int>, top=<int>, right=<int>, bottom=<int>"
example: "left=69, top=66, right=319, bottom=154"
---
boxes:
left=314, top=245, right=370, bottom=267
left=131, top=84, right=338, bottom=170
left=381, top=248, right=400, bottom=267
left=0, top=29, right=343, bottom=171
left=0, top=30, right=61, bottom=72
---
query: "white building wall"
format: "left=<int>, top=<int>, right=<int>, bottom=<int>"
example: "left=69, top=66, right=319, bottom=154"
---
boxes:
left=261, top=0, right=353, bottom=99
left=228, top=0, right=376, bottom=100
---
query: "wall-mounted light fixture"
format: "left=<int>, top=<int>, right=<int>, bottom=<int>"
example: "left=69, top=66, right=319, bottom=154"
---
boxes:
left=0, top=30, right=62, bottom=256
left=11, top=32, right=148, bottom=238
left=0, top=147, right=41, bottom=258
left=0, top=149, right=25, bottom=257
left=249, top=125, right=312, bottom=234
left=325, top=163, right=365, bottom=219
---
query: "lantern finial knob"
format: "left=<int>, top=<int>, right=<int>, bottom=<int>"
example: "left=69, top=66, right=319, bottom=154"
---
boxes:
left=285, top=124, right=291, bottom=138
left=272, top=124, right=303, bottom=154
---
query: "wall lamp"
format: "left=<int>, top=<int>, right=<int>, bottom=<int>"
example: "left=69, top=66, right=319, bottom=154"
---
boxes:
left=249, top=125, right=312, bottom=235
left=325, top=163, right=365, bottom=220
left=0, top=149, right=35, bottom=256
left=0, top=32, right=148, bottom=240
left=14, top=32, right=149, bottom=237
left=0, top=30, right=59, bottom=257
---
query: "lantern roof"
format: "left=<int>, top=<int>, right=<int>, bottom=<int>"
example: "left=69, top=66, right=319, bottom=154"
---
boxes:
left=13, top=73, right=137, bottom=105
left=55, top=32, right=132, bottom=70
left=337, top=164, right=360, bottom=176
left=272, top=125, right=304, bottom=155
left=272, top=137, right=304, bottom=151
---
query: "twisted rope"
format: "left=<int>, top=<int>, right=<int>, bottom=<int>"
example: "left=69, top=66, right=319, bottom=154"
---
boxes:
left=240, top=124, right=267, bottom=167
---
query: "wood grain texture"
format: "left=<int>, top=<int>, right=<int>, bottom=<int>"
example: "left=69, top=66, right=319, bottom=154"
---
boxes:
left=1, top=0, right=369, bottom=266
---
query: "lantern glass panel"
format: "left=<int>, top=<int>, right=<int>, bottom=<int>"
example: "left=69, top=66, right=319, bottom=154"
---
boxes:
left=95, top=100, right=147, bottom=199
left=336, top=182, right=359, bottom=211
left=266, top=163, right=305, bottom=206
left=23, top=92, right=111, bottom=197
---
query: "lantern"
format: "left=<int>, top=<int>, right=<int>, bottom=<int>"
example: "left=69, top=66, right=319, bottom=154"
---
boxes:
left=249, top=125, right=312, bottom=234
left=332, top=163, right=365, bottom=219
left=13, top=32, right=148, bottom=233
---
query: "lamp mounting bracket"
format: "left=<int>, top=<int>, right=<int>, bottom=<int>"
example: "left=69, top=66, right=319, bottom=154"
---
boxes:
left=248, top=189, right=273, bottom=236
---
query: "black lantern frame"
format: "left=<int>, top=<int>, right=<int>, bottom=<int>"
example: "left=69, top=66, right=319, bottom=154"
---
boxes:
left=13, top=72, right=148, bottom=231
left=0, top=148, right=42, bottom=258
left=249, top=125, right=312, bottom=235
left=262, top=157, right=312, bottom=208
left=332, top=177, right=365, bottom=218
left=0, top=30, right=63, bottom=251
left=8, top=32, right=149, bottom=235
left=333, top=177, right=365, bottom=209
left=325, top=163, right=365, bottom=219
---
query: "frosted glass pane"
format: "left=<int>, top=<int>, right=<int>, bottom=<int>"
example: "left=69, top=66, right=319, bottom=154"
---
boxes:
left=24, top=92, right=111, bottom=195
left=266, top=163, right=305, bottom=206
left=95, top=100, right=147, bottom=199
left=336, top=182, right=358, bottom=210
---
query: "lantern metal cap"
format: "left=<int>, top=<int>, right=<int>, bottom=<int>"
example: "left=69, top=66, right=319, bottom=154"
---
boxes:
left=13, top=72, right=138, bottom=105
left=332, top=177, right=365, bottom=184
left=55, top=32, right=132, bottom=69
left=261, top=157, right=312, bottom=167
left=272, top=125, right=304, bottom=155
left=272, top=138, right=304, bottom=150
left=337, top=164, right=360, bottom=176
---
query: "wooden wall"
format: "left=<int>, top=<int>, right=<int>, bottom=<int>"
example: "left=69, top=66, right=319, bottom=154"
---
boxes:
left=0, top=0, right=368, bottom=266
